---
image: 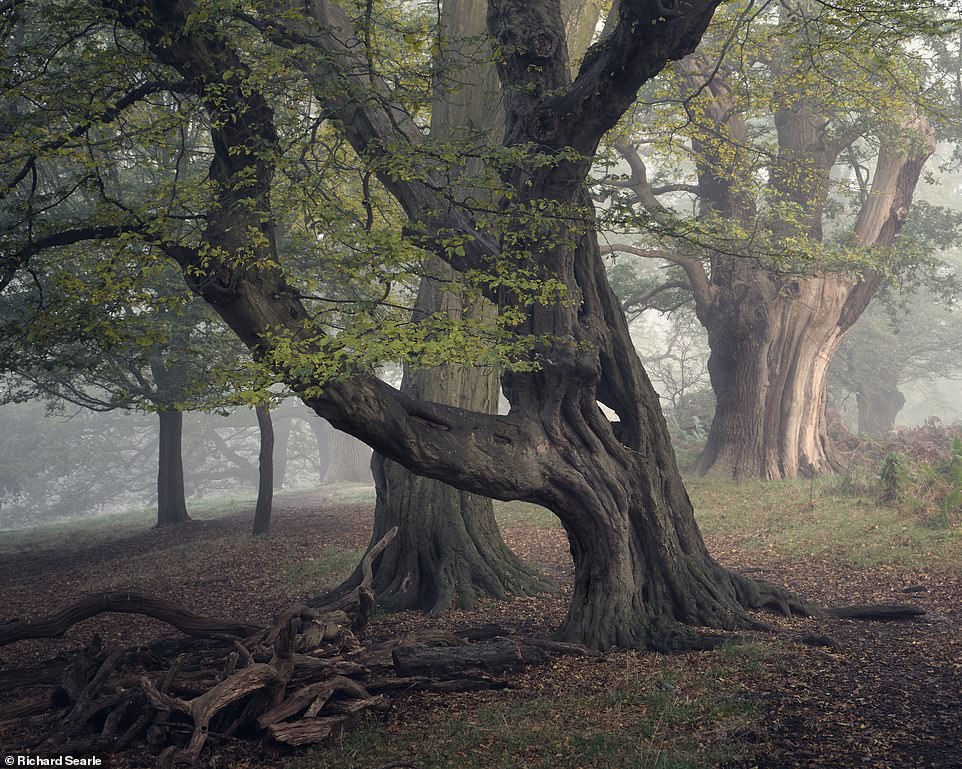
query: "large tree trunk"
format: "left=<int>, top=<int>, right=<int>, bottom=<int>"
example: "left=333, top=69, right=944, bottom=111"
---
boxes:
left=362, top=261, right=552, bottom=612
left=682, top=85, right=934, bottom=478
left=156, top=409, right=190, bottom=526
left=342, top=0, right=569, bottom=612
left=307, top=417, right=334, bottom=484
left=252, top=405, right=274, bottom=536
left=695, top=272, right=849, bottom=478
left=324, top=430, right=372, bottom=484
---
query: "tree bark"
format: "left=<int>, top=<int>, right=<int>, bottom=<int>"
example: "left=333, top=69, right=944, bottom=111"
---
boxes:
left=273, top=414, right=291, bottom=490
left=664, top=58, right=936, bottom=479
left=308, top=417, right=334, bottom=484
left=324, top=430, right=372, bottom=484
left=252, top=405, right=274, bottom=536
left=156, top=409, right=190, bottom=526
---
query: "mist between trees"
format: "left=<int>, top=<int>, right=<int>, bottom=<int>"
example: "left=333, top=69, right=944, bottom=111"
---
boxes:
left=0, top=400, right=372, bottom=530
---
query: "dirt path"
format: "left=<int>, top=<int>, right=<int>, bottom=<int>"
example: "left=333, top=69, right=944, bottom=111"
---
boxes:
left=0, top=492, right=959, bottom=768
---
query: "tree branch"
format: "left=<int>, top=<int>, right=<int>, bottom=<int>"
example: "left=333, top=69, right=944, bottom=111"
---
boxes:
left=600, top=242, right=715, bottom=312
left=560, top=0, right=724, bottom=153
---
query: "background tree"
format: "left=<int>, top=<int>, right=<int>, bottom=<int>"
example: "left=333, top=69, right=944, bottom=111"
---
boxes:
left=833, top=288, right=962, bottom=435
left=600, top=2, right=952, bottom=479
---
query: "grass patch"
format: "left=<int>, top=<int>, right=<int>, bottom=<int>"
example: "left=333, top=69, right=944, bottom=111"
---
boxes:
left=0, top=493, right=257, bottom=556
left=320, top=483, right=377, bottom=505
left=286, top=547, right=367, bottom=592
left=288, top=648, right=770, bottom=769
left=688, top=477, right=962, bottom=571
left=493, top=500, right=559, bottom=529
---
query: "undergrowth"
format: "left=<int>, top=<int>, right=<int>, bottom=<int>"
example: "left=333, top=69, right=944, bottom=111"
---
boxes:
left=833, top=418, right=962, bottom=528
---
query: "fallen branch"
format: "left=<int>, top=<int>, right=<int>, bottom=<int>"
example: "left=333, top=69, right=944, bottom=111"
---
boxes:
left=825, top=604, right=925, bottom=621
left=0, top=592, right=260, bottom=648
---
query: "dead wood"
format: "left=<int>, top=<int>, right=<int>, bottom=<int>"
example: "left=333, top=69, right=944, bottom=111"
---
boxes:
left=0, top=528, right=606, bottom=765
left=306, top=526, right=398, bottom=634
left=825, top=604, right=926, bottom=621
left=392, top=639, right=528, bottom=677
left=267, top=715, right=348, bottom=746
left=0, top=592, right=260, bottom=648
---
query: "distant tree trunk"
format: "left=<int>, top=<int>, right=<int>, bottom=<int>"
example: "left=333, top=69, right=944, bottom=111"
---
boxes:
left=307, top=417, right=334, bottom=484
left=856, top=372, right=905, bottom=436
left=672, top=80, right=934, bottom=479
left=252, top=405, right=274, bottom=536
left=156, top=409, right=190, bottom=526
left=272, top=415, right=291, bottom=490
left=324, top=430, right=371, bottom=484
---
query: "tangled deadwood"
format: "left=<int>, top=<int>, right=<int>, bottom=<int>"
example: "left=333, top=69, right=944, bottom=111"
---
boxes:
left=0, top=527, right=596, bottom=767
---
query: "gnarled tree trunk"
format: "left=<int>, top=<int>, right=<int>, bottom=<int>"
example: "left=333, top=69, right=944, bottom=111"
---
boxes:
left=684, top=78, right=933, bottom=479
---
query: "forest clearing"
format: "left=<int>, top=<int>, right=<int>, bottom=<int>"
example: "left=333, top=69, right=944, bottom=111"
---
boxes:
left=1, top=481, right=959, bottom=769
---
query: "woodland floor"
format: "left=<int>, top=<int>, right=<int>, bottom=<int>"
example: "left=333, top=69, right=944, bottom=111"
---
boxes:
left=0, top=487, right=960, bottom=768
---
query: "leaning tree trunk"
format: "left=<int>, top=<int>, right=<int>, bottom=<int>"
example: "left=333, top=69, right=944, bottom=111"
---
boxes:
left=252, top=405, right=274, bottom=536
left=156, top=409, right=190, bottom=526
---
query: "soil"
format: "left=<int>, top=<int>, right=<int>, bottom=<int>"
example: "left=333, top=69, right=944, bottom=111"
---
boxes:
left=0, top=489, right=959, bottom=768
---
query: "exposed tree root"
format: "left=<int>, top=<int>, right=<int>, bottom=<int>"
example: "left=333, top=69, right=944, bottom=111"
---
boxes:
left=0, top=592, right=260, bottom=648
left=0, top=532, right=595, bottom=766
left=825, top=605, right=926, bottom=621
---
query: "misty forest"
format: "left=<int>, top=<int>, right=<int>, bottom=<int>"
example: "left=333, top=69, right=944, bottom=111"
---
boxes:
left=1, top=0, right=961, bottom=767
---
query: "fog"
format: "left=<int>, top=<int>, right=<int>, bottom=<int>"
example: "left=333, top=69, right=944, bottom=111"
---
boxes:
left=0, top=400, right=372, bottom=531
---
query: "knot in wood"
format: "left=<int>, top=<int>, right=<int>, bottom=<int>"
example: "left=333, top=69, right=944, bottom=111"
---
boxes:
left=656, top=0, right=681, bottom=17
left=527, top=108, right=559, bottom=143
left=527, top=27, right=559, bottom=59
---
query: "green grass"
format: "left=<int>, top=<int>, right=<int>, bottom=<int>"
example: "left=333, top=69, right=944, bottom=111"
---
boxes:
left=288, top=649, right=770, bottom=769
left=0, top=492, right=258, bottom=556
left=320, top=483, right=377, bottom=505
left=493, top=500, right=559, bottom=529
left=689, top=477, right=962, bottom=571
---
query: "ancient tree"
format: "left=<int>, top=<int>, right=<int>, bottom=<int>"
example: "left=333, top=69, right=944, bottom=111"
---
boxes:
left=602, top=6, right=939, bottom=478
left=3, top=0, right=824, bottom=650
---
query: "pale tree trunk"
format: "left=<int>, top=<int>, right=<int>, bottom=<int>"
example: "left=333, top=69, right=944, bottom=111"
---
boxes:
left=272, top=414, right=291, bottom=490
left=325, top=430, right=372, bottom=484
left=668, top=59, right=934, bottom=479
left=307, top=417, right=334, bottom=484
left=156, top=409, right=190, bottom=526
left=252, top=405, right=274, bottom=536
